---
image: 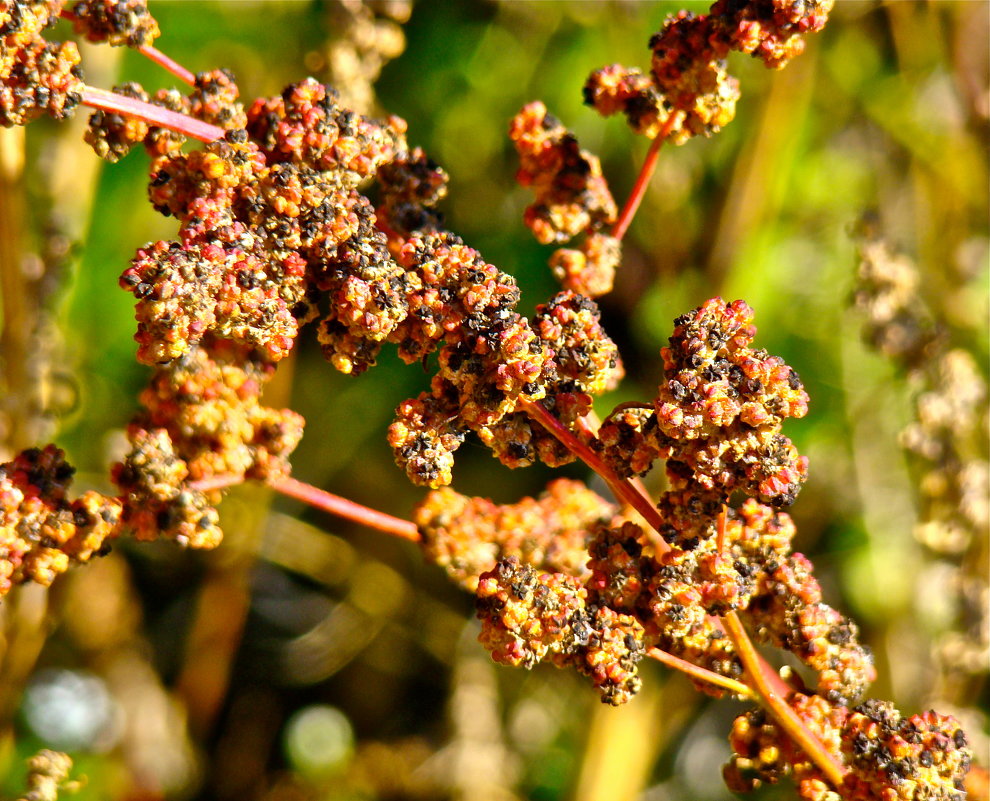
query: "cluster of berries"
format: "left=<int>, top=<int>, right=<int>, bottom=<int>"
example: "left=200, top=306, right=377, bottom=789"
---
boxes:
left=726, top=695, right=972, bottom=801
left=584, top=0, right=833, bottom=144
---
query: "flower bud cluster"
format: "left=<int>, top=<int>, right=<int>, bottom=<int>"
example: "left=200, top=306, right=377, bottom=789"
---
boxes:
left=584, top=0, right=833, bottom=144
left=509, top=101, right=620, bottom=297
left=415, top=478, right=615, bottom=591
left=726, top=695, right=972, bottom=801
left=476, top=556, right=645, bottom=706
left=0, top=445, right=121, bottom=597
left=1, top=1, right=83, bottom=126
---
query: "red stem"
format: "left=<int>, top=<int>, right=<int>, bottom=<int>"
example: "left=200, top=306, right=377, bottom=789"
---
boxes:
left=610, top=111, right=682, bottom=242
left=188, top=474, right=421, bottom=543
left=272, top=476, right=421, bottom=542
left=80, top=85, right=224, bottom=143
left=723, top=611, right=847, bottom=787
left=717, top=502, right=728, bottom=554
left=138, top=43, right=197, bottom=86
left=647, top=647, right=752, bottom=698
left=518, top=398, right=664, bottom=533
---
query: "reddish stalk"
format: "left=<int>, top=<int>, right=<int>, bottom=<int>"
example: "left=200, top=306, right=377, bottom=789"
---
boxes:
left=189, top=474, right=420, bottom=543
left=80, top=85, right=224, bottom=143
left=519, top=398, right=664, bottom=533
left=272, top=476, right=421, bottom=542
left=138, top=43, right=197, bottom=86
left=723, top=611, right=848, bottom=788
left=646, top=647, right=753, bottom=699
left=717, top=502, right=728, bottom=554
left=610, top=111, right=682, bottom=242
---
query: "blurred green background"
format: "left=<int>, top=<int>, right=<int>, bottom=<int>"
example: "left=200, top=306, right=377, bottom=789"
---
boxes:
left=0, top=1, right=986, bottom=799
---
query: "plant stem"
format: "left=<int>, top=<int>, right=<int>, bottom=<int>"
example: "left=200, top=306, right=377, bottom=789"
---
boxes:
left=138, top=43, right=196, bottom=86
left=272, top=476, right=421, bottom=542
left=519, top=399, right=664, bottom=533
left=188, top=474, right=421, bottom=543
left=610, top=111, right=682, bottom=242
left=646, top=647, right=753, bottom=699
left=723, top=611, right=848, bottom=788
left=80, top=85, right=224, bottom=142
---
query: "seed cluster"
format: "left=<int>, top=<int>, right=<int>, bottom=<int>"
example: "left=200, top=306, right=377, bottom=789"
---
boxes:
left=726, top=695, right=972, bottom=801
left=1, top=0, right=83, bottom=126
left=0, top=445, right=121, bottom=597
left=596, top=297, right=809, bottom=506
left=853, top=228, right=989, bottom=707
left=386, top=242, right=623, bottom=485
left=584, top=0, right=833, bottom=145
left=476, top=557, right=645, bottom=706
left=415, top=478, right=615, bottom=591
left=407, top=296, right=872, bottom=709
left=509, top=101, right=620, bottom=298
left=86, top=68, right=251, bottom=164
left=67, top=0, right=159, bottom=49
left=510, top=101, right=617, bottom=246
left=2, top=7, right=975, bottom=799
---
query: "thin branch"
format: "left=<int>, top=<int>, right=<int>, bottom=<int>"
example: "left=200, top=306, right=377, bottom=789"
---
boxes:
left=519, top=398, right=664, bottom=532
left=723, top=611, right=848, bottom=789
left=610, top=111, right=682, bottom=242
left=646, top=647, right=753, bottom=699
left=187, top=474, right=421, bottom=542
left=272, top=476, right=421, bottom=542
left=138, top=43, right=196, bottom=86
left=80, top=85, right=224, bottom=143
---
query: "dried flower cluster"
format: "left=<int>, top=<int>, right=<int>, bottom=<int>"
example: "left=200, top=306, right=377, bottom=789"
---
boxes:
left=416, top=298, right=873, bottom=709
left=0, top=445, right=119, bottom=595
left=15, top=749, right=79, bottom=801
left=415, top=477, right=614, bottom=592
left=854, top=227, right=988, bottom=709
left=597, top=297, right=809, bottom=504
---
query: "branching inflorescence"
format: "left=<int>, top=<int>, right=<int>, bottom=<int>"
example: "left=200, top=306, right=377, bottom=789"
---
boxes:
left=0, top=1, right=976, bottom=798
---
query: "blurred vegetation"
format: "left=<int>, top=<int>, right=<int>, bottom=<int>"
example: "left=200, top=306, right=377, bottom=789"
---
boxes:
left=0, top=1, right=986, bottom=799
